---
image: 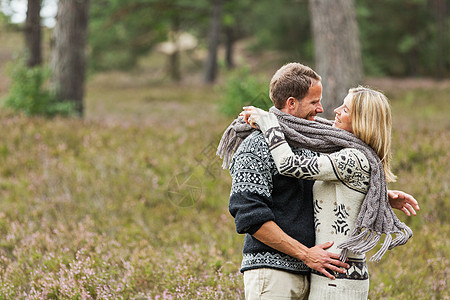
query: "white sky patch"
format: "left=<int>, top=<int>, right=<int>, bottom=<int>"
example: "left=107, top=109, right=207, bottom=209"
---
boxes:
left=1, top=0, right=57, bottom=27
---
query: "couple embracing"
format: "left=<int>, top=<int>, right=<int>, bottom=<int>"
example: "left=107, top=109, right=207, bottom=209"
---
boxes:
left=217, top=63, right=419, bottom=300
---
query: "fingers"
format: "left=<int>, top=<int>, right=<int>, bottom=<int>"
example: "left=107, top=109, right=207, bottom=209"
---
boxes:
left=388, top=190, right=420, bottom=216
left=323, top=255, right=349, bottom=278
left=405, top=196, right=420, bottom=211
left=318, top=261, right=348, bottom=279
left=306, top=245, right=350, bottom=280
left=401, top=206, right=411, bottom=217
left=239, top=111, right=251, bottom=124
left=317, top=241, right=334, bottom=250
left=327, top=262, right=348, bottom=274
left=323, top=247, right=349, bottom=271
left=243, top=113, right=250, bottom=123
left=405, top=203, right=417, bottom=216
left=329, top=257, right=349, bottom=270
left=391, top=190, right=419, bottom=209
left=240, top=107, right=255, bottom=123
left=320, top=268, right=335, bottom=280
left=239, top=107, right=261, bottom=129
left=399, top=202, right=418, bottom=217
left=397, top=192, right=419, bottom=215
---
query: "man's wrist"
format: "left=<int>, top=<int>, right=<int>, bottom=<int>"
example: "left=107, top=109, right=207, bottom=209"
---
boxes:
left=292, top=244, right=308, bottom=262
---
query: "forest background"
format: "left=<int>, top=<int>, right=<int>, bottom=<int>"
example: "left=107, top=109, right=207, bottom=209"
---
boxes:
left=0, top=0, right=448, bottom=298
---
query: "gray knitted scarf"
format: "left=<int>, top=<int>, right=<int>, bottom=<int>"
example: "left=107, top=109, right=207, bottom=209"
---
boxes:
left=217, top=106, right=413, bottom=262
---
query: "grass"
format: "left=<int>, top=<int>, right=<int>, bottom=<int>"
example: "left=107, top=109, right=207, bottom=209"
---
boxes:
left=367, top=85, right=450, bottom=299
left=0, top=58, right=246, bottom=298
left=0, top=28, right=448, bottom=299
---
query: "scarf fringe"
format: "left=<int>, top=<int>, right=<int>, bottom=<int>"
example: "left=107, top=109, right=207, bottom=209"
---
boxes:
left=369, top=234, right=392, bottom=262
left=336, top=228, right=367, bottom=249
left=389, top=224, right=413, bottom=250
left=338, top=224, right=413, bottom=262
left=216, top=117, right=253, bottom=169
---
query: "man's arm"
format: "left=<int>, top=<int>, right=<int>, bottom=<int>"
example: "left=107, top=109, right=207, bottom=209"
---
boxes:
left=388, top=190, right=420, bottom=216
left=252, top=221, right=349, bottom=280
left=229, top=132, right=348, bottom=280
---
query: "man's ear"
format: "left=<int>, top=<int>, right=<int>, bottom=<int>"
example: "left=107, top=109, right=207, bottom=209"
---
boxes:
left=287, top=97, right=296, bottom=109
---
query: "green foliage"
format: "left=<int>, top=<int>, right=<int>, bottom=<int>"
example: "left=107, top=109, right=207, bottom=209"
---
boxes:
left=356, top=0, right=450, bottom=77
left=3, top=60, right=76, bottom=117
left=0, top=10, right=10, bottom=26
left=219, top=67, right=271, bottom=117
left=248, top=0, right=313, bottom=62
left=89, top=1, right=162, bottom=71
left=89, top=0, right=211, bottom=71
left=86, top=0, right=449, bottom=77
left=222, top=0, right=254, bottom=38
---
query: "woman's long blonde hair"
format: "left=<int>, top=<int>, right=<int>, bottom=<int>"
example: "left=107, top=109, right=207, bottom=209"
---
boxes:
left=348, top=86, right=397, bottom=182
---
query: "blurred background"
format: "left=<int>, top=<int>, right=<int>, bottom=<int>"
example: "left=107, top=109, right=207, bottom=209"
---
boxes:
left=0, top=0, right=448, bottom=298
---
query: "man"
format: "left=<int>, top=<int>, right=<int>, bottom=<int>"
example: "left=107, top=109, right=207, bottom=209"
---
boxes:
left=224, top=63, right=419, bottom=300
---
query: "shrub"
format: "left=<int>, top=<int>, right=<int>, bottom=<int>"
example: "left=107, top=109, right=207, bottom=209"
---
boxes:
left=219, top=67, right=271, bottom=117
left=3, top=59, right=77, bottom=117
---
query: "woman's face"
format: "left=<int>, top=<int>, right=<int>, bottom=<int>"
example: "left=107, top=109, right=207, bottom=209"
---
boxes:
left=333, top=93, right=353, bottom=133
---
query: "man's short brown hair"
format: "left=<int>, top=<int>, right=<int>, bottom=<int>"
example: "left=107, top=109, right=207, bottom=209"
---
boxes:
left=270, top=63, right=321, bottom=109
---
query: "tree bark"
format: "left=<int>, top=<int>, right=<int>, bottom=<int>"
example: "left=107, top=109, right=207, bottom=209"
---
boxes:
left=308, top=0, right=363, bottom=119
left=168, top=16, right=181, bottom=82
left=431, top=0, right=447, bottom=79
left=225, top=25, right=235, bottom=69
left=169, top=50, right=181, bottom=82
left=25, top=0, right=42, bottom=67
left=51, top=0, right=90, bottom=116
left=204, top=0, right=223, bottom=83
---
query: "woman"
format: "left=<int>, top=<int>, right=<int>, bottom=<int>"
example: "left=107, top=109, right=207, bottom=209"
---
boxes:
left=241, top=87, right=408, bottom=299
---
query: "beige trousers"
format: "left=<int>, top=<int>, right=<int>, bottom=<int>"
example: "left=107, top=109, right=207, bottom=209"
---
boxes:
left=243, top=268, right=310, bottom=300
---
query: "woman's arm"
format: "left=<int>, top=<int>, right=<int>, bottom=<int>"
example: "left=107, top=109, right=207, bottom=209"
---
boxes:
left=242, top=107, right=419, bottom=215
left=242, top=107, right=369, bottom=184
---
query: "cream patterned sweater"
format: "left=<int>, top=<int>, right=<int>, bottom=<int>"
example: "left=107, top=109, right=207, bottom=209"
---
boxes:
left=258, top=113, right=371, bottom=299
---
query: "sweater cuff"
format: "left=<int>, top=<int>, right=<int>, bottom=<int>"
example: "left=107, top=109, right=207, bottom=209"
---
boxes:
left=247, top=222, right=266, bottom=235
left=270, top=143, right=294, bottom=170
left=261, top=126, right=295, bottom=173
left=257, top=112, right=279, bottom=133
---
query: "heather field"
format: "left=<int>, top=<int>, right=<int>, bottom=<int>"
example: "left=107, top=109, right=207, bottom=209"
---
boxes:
left=0, top=40, right=449, bottom=299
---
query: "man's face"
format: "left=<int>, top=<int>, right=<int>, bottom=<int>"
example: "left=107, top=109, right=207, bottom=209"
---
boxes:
left=291, top=81, right=323, bottom=120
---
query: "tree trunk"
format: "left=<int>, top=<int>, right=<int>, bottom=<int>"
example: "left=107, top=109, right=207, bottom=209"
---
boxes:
left=168, top=16, right=181, bottom=82
left=431, top=0, right=447, bottom=79
left=51, top=0, right=90, bottom=116
left=169, top=50, right=181, bottom=82
left=25, top=0, right=42, bottom=67
left=204, top=0, right=223, bottom=83
left=225, top=25, right=235, bottom=69
left=308, top=0, right=363, bottom=119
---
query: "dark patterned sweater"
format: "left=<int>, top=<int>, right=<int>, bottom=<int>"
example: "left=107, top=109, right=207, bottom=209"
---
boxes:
left=229, top=131, right=315, bottom=274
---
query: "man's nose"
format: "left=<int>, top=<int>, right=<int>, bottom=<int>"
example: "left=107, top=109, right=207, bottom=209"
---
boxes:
left=316, top=103, right=324, bottom=113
